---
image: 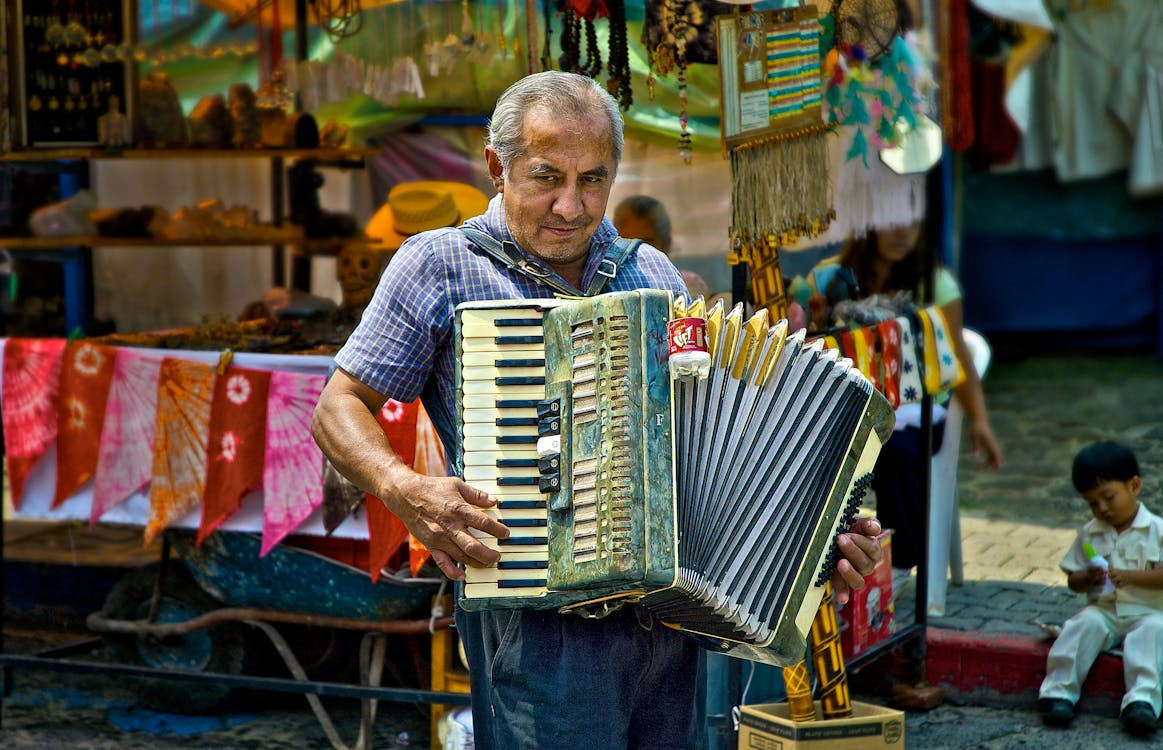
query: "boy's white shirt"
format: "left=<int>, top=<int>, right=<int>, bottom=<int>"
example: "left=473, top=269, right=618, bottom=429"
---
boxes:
left=1060, top=502, right=1163, bottom=617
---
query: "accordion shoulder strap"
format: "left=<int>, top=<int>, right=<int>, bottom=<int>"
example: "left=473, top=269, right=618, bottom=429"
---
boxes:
left=459, top=227, right=641, bottom=297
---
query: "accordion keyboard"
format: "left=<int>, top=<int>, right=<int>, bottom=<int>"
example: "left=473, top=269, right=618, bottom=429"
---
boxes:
left=457, top=303, right=557, bottom=602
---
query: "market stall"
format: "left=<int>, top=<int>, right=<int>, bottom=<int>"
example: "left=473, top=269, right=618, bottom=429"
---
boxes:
left=2, top=0, right=979, bottom=746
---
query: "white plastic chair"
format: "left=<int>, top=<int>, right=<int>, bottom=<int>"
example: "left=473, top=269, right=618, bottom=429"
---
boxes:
left=926, top=327, right=992, bottom=616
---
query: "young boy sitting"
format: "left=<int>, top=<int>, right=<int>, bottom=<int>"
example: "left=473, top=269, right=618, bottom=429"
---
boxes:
left=1038, top=441, right=1163, bottom=735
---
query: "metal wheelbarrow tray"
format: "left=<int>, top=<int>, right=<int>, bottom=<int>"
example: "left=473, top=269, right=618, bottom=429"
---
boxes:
left=77, top=529, right=465, bottom=750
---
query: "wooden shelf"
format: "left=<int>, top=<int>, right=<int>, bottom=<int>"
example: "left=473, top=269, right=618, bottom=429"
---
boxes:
left=0, top=147, right=376, bottom=162
left=0, top=234, right=381, bottom=250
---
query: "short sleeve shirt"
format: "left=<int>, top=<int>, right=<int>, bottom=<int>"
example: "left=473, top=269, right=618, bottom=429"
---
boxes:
left=1060, top=502, right=1163, bottom=617
left=334, top=194, right=688, bottom=456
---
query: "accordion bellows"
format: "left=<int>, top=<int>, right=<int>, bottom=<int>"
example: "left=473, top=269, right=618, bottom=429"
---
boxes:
left=454, top=290, right=894, bottom=666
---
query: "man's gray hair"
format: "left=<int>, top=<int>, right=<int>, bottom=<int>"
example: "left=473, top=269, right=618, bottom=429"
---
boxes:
left=487, top=71, right=624, bottom=174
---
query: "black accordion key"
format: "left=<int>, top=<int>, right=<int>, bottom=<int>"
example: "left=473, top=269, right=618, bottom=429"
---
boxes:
left=497, top=500, right=547, bottom=510
left=497, top=477, right=540, bottom=486
left=496, top=359, right=546, bottom=368
left=496, top=376, right=545, bottom=386
left=496, top=458, right=539, bottom=468
left=498, top=560, right=549, bottom=570
left=499, top=536, right=548, bottom=546
left=493, top=318, right=544, bottom=327
left=497, top=579, right=548, bottom=589
left=496, top=399, right=542, bottom=409
left=495, top=335, right=544, bottom=345
left=496, top=417, right=538, bottom=427
left=503, top=518, right=548, bottom=528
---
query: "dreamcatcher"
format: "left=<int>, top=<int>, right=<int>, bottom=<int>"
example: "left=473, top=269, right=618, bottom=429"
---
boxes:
left=821, top=0, right=929, bottom=165
left=833, top=0, right=900, bottom=62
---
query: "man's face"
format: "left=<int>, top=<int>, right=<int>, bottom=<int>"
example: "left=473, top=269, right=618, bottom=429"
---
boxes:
left=486, top=108, right=616, bottom=270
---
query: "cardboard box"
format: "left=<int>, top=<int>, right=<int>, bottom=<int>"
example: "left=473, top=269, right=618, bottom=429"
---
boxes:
left=737, top=700, right=905, bottom=750
left=836, top=530, right=893, bottom=659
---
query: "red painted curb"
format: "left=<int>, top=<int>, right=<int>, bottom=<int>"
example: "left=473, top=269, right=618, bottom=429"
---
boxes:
left=925, top=629, right=1124, bottom=702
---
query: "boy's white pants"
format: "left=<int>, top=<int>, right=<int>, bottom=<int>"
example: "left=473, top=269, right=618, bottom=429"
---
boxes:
left=1039, top=605, right=1163, bottom=714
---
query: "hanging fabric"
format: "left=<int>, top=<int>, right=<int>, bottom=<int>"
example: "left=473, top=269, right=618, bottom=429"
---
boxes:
left=54, top=341, right=116, bottom=507
left=939, top=0, right=974, bottom=151
left=895, top=314, right=922, bottom=405
left=366, top=398, right=420, bottom=582
left=876, top=318, right=901, bottom=408
left=145, top=357, right=216, bottom=545
left=407, top=401, right=446, bottom=576
left=197, top=365, right=272, bottom=545
left=261, top=371, right=326, bottom=556
left=1, top=338, right=66, bottom=510
left=91, top=349, right=163, bottom=525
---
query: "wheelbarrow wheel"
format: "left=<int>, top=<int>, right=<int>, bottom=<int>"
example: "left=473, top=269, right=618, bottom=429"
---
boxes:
left=100, top=561, right=247, bottom=714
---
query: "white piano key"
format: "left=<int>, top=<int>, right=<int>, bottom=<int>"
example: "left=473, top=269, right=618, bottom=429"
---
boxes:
left=462, top=422, right=540, bottom=438
left=460, top=381, right=545, bottom=396
left=461, top=407, right=538, bottom=424
left=460, top=394, right=543, bottom=410
left=463, top=581, right=548, bottom=598
left=462, top=364, right=546, bottom=381
left=460, top=308, right=548, bottom=325
left=463, top=464, right=541, bottom=482
left=461, top=448, right=540, bottom=466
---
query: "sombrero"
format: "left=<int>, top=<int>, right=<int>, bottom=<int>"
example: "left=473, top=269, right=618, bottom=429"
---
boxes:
left=365, top=180, right=492, bottom=250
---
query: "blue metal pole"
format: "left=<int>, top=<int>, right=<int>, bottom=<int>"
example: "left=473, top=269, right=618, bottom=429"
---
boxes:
left=57, top=160, right=88, bottom=336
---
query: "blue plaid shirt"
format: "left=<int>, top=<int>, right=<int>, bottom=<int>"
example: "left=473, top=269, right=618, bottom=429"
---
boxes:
left=335, top=194, right=688, bottom=455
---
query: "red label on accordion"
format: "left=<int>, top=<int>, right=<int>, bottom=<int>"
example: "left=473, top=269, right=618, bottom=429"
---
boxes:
left=668, top=317, right=708, bottom=356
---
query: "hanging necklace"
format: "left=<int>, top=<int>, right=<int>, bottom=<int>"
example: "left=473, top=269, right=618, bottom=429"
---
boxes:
left=558, top=3, right=582, bottom=73
left=540, top=0, right=553, bottom=70
left=605, top=0, right=631, bottom=109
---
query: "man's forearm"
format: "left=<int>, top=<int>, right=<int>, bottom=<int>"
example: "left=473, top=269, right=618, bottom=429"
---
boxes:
left=311, top=392, right=415, bottom=511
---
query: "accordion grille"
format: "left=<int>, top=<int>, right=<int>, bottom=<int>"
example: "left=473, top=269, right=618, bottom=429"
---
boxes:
left=569, top=315, right=635, bottom=564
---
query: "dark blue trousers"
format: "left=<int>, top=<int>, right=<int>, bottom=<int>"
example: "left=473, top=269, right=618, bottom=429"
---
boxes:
left=457, top=603, right=707, bottom=749
left=870, top=420, right=946, bottom=570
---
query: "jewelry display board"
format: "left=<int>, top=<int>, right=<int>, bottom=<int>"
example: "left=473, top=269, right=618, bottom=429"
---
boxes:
left=716, top=6, right=824, bottom=150
left=13, top=0, right=136, bottom=147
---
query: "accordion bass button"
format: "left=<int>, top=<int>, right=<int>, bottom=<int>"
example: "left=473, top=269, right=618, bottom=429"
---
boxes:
left=536, top=398, right=561, bottom=418
left=536, top=435, right=560, bottom=456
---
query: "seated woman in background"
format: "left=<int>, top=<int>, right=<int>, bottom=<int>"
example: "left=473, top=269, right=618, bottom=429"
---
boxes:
left=808, top=222, right=1005, bottom=589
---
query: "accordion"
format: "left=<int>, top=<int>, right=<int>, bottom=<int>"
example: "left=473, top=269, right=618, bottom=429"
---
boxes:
left=453, top=290, right=894, bottom=666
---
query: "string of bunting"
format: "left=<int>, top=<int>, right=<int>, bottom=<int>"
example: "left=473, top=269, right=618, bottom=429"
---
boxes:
left=807, top=304, right=966, bottom=409
left=0, top=339, right=440, bottom=580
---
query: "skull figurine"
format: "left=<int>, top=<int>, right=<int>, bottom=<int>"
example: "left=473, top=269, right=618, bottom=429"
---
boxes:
left=337, top=242, right=388, bottom=314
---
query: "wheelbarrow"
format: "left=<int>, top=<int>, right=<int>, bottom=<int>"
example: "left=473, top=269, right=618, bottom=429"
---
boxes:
left=85, top=527, right=465, bottom=750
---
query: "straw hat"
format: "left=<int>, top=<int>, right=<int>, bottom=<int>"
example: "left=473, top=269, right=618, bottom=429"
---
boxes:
left=365, top=181, right=491, bottom=250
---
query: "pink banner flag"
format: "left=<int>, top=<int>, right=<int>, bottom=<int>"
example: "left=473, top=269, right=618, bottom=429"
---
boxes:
left=197, top=366, right=271, bottom=545
left=261, top=371, right=326, bottom=556
left=2, top=338, right=66, bottom=509
left=92, top=349, right=164, bottom=525
left=54, top=342, right=117, bottom=507
left=145, top=358, right=216, bottom=545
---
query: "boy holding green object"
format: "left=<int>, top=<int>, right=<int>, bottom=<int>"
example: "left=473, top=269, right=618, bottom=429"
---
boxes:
left=1038, top=441, right=1163, bottom=735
